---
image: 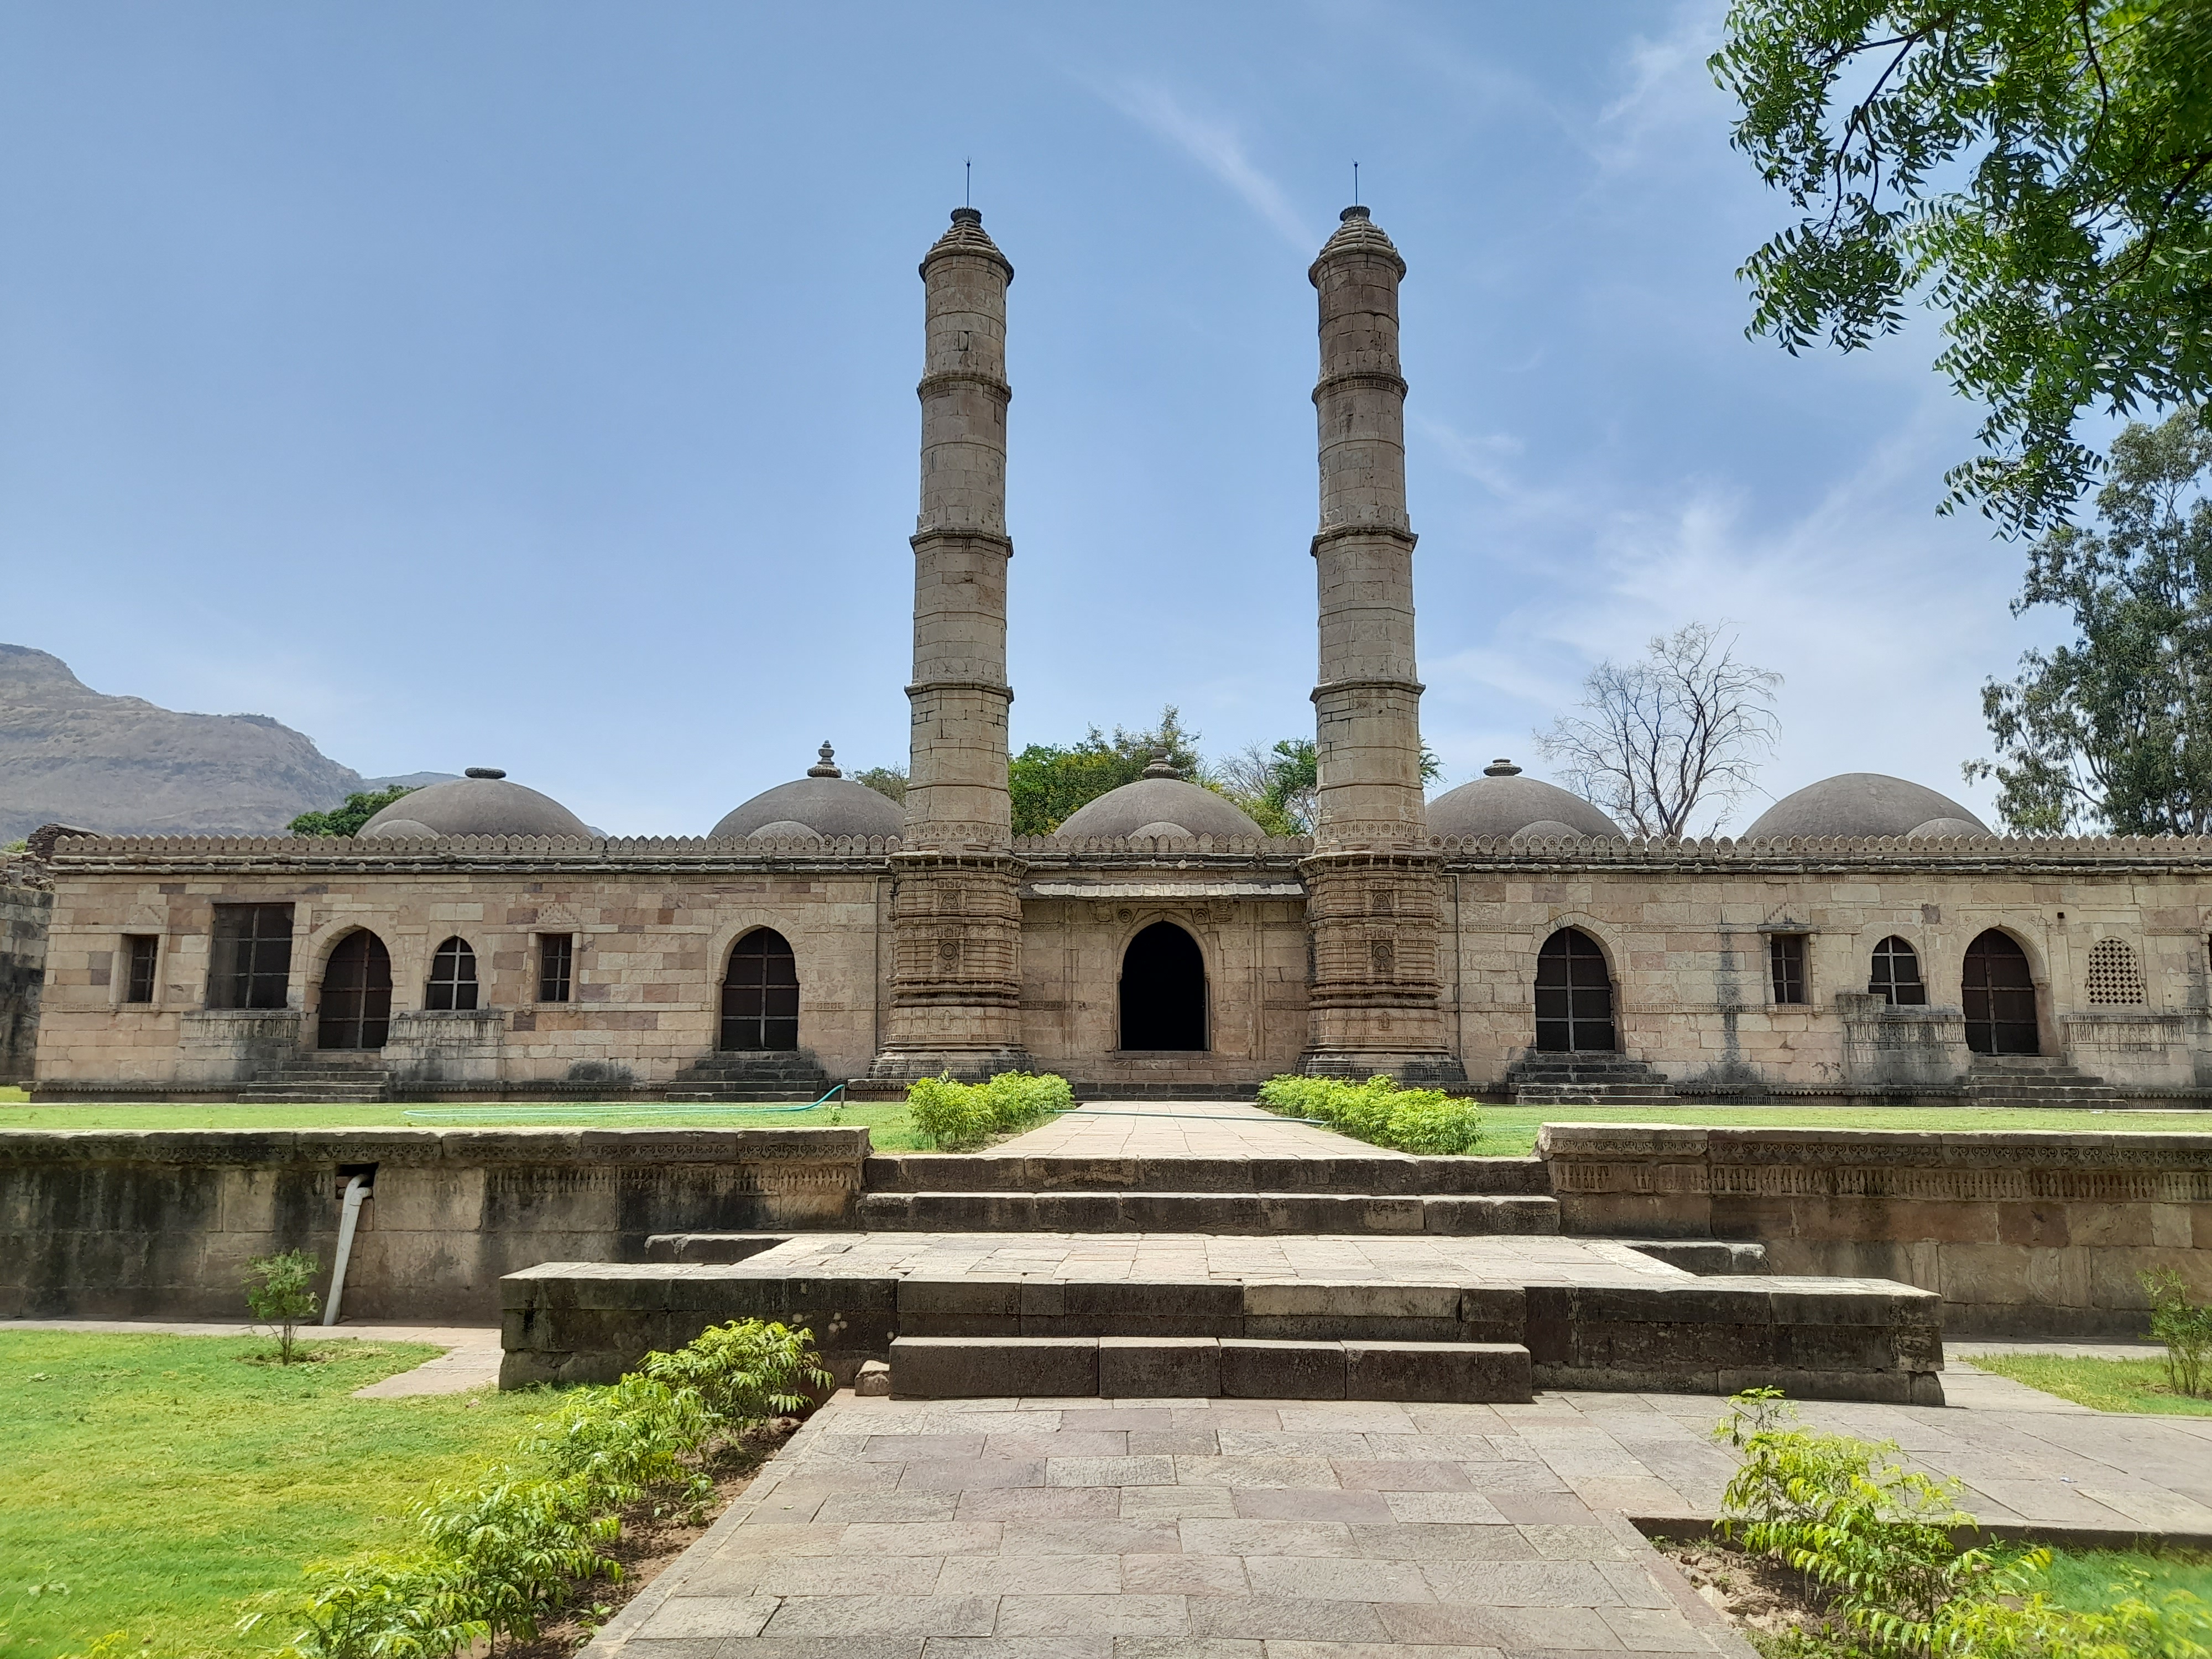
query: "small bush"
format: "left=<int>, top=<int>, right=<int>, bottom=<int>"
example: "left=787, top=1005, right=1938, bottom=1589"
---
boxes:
left=906, top=1071, right=1073, bottom=1149
left=2143, top=1268, right=2212, bottom=1396
left=1713, top=1387, right=2212, bottom=1657
left=1256, top=1074, right=1480, bottom=1154
left=243, top=1250, right=321, bottom=1364
left=245, top=1319, right=829, bottom=1659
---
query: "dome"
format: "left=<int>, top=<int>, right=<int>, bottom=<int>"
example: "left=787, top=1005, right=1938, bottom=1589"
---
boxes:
left=1131, top=820, right=1192, bottom=839
left=358, top=768, right=590, bottom=839
left=1055, top=755, right=1265, bottom=840
left=1908, top=816, right=1989, bottom=839
left=1427, top=760, right=1624, bottom=841
left=710, top=743, right=905, bottom=841
left=1744, top=773, right=1990, bottom=841
left=1512, top=820, right=1582, bottom=841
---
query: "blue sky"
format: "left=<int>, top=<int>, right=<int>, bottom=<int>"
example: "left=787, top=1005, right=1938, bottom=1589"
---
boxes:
left=0, top=2, right=2075, bottom=835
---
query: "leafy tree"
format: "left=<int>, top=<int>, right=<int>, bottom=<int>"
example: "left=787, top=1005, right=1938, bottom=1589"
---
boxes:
left=242, top=1249, right=320, bottom=1363
left=1536, top=622, right=1782, bottom=837
left=1214, top=738, right=1442, bottom=836
left=288, top=785, right=416, bottom=837
left=1009, top=706, right=1205, bottom=836
left=851, top=765, right=906, bottom=805
left=1713, top=0, right=2212, bottom=534
left=1968, top=405, right=2212, bottom=831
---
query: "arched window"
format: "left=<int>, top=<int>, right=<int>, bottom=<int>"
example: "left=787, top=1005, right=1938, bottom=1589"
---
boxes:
left=318, top=931, right=393, bottom=1050
left=1535, top=928, right=1615, bottom=1052
left=2085, top=938, right=2147, bottom=1005
left=1868, top=936, right=1927, bottom=1006
left=1963, top=930, right=2038, bottom=1055
left=425, top=937, right=479, bottom=1011
left=1119, top=921, right=1208, bottom=1051
left=721, top=928, right=798, bottom=1051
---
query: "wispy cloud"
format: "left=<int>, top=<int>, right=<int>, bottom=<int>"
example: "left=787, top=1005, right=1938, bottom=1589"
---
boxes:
left=1104, top=82, right=1315, bottom=251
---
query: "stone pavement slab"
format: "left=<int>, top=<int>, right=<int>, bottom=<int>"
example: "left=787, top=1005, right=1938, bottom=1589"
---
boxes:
left=1, top=1317, right=501, bottom=1396
left=994, top=1102, right=1397, bottom=1162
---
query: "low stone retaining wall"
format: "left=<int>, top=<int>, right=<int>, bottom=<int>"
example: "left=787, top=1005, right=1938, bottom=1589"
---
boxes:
left=1540, top=1123, right=2212, bottom=1338
left=0, top=1127, right=867, bottom=1321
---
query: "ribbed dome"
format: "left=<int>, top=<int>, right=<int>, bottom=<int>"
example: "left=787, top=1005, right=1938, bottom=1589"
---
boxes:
left=1744, top=773, right=1990, bottom=841
left=710, top=743, right=905, bottom=841
left=1056, top=757, right=1264, bottom=841
left=1426, top=761, right=1623, bottom=841
left=359, top=769, right=589, bottom=839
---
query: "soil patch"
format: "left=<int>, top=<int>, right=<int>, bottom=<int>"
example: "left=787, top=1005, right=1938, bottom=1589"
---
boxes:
left=1656, top=1538, right=1835, bottom=1642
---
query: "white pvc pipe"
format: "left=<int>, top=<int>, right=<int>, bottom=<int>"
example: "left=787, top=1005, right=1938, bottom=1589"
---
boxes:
left=324, top=1175, right=369, bottom=1327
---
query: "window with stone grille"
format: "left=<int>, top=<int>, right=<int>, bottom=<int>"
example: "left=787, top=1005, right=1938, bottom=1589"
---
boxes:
left=207, top=904, right=294, bottom=1009
left=536, top=933, right=573, bottom=1004
left=2085, top=937, right=2147, bottom=1005
left=1868, top=936, right=1927, bottom=1005
left=123, top=935, right=158, bottom=1004
left=1769, top=934, right=1808, bottom=1005
left=425, top=936, right=479, bottom=1011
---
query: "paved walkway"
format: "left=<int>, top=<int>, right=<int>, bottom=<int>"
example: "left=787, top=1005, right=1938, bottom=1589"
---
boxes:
left=593, top=1384, right=2212, bottom=1657
left=1, top=1317, right=501, bottom=1396
left=998, top=1099, right=1396, bottom=1160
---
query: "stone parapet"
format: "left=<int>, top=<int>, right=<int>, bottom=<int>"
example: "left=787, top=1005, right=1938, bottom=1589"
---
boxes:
left=1540, top=1123, right=2212, bottom=1337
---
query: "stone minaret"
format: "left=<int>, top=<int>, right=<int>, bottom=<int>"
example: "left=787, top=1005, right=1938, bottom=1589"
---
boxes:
left=1301, top=205, right=1462, bottom=1081
left=871, top=207, right=1032, bottom=1081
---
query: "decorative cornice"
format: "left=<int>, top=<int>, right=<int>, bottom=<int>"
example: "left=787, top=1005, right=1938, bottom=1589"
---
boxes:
left=905, top=678, right=1014, bottom=702
left=1310, top=523, right=1416, bottom=556
left=917, top=369, right=1011, bottom=401
left=910, top=529, right=1014, bottom=555
left=1311, top=676, right=1426, bottom=702
left=1312, top=370, right=1408, bottom=402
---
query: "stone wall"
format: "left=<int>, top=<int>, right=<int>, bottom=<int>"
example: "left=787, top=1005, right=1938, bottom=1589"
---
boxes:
left=1540, top=1123, right=2212, bottom=1337
left=1, top=857, right=51, bottom=1085
left=0, top=1126, right=866, bottom=1321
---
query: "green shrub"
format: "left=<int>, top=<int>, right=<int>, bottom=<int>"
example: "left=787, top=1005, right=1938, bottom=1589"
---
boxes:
left=2143, top=1268, right=2212, bottom=1397
left=243, top=1319, right=828, bottom=1659
left=1255, top=1074, right=1480, bottom=1155
left=906, top=1071, right=1073, bottom=1149
left=1713, top=1387, right=2212, bottom=1657
left=243, top=1249, right=322, bottom=1364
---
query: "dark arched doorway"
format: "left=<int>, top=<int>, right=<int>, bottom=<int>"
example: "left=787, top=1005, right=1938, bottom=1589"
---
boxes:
left=1119, top=921, right=1207, bottom=1050
left=1963, top=930, right=2038, bottom=1054
left=317, top=931, right=392, bottom=1050
left=721, top=928, right=799, bottom=1051
left=1535, top=927, right=1615, bottom=1052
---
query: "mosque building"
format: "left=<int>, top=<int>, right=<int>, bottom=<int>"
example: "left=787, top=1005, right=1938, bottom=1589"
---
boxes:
left=24, top=206, right=2212, bottom=1105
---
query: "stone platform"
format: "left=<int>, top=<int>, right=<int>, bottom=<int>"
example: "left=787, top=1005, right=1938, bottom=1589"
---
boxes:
left=500, top=1231, right=1944, bottom=1405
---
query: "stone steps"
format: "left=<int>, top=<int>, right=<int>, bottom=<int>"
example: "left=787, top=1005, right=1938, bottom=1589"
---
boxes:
left=1510, top=1083, right=1677, bottom=1105
left=855, top=1188, right=1560, bottom=1235
left=863, top=1154, right=1550, bottom=1195
left=886, top=1333, right=1534, bottom=1402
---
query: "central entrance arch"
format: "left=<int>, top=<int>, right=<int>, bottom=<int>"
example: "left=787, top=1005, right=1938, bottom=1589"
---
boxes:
left=317, top=930, right=392, bottom=1050
left=1119, top=921, right=1207, bottom=1051
left=1963, top=930, right=2039, bottom=1054
left=721, top=928, right=799, bottom=1051
left=1534, top=927, right=1615, bottom=1052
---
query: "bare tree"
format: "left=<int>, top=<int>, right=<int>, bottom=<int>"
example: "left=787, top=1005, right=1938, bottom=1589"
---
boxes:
left=1535, top=623, right=1781, bottom=838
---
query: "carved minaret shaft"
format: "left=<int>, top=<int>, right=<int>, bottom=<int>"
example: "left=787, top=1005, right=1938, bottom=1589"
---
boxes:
left=872, top=207, right=1030, bottom=1081
left=1301, top=205, right=1462, bottom=1081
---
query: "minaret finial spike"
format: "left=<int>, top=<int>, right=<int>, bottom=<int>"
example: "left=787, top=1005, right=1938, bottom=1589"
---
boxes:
left=965, top=158, right=971, bottom=208
left=1353, top=160, right=1359, bottom=206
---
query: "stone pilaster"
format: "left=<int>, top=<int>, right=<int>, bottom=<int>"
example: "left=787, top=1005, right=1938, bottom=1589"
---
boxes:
left=1301, top=206, right=1462, bottom=1082
left=873, top=208, right=1030, bottom=1082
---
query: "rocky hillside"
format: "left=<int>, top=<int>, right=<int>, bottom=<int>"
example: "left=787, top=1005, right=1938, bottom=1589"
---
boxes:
left=0, top=644, right=450, bottom=843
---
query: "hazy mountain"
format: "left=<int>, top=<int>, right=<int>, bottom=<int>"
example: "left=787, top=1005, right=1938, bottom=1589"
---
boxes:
left=0, top=644, right=456, bottom=843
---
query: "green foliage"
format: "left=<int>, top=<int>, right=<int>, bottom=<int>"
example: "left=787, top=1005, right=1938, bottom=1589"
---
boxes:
left=247, top=1319, right=828, bottom=1659
left=852, top=765, right=907, bottom=805
left=243, top=1249, right=321, bottom=1363
left=1967, top=407, right=2212, bottom=832
left=1714, top=1387, right=2212, bottom=1656
left=1009, top=706, right=1207, bottom=836
left=2145, top=1267, right=2212, bottom=1395
left=1712, top=0, right=2212, bottom=535
left=1974, top=1349, right=2212, bottom=1414
left=1255, top=1074, right=1482, bottom=1154
left=1212, top=737, right=1440, bottom=837
left=288, top=786, right=419, bottom=838
left=905, top=1071, right=1073, bottom=1150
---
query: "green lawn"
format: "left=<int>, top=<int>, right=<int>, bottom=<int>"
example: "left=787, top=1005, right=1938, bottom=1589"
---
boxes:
left=0, top=1331, right=546, bottom=1659
left=1970, top=1352, right=2212, bottom=1417
left=2042, top=1546, right=2212, bottom=1614
left=6, top=1097, right=2206, bottom=1156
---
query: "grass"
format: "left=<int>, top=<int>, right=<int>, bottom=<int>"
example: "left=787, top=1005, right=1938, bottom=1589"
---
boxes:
left=1970, top=1352, right=2212, bottom=1416
left=2041, top=1546, right=2212, bottom=1614
left=6, top=1097, right=2207, bottom=1156
left=0, top=1331, right=546, bottom=1659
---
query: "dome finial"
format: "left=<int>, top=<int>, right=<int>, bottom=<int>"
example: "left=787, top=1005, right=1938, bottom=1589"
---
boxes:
left=1142, top=748, right=1181, bottom=780
left=807, top=742, right=842, bottom=779
left=465, top=766, right=507, bottom=780
left=1484, top=758, right=1522, bottom=777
